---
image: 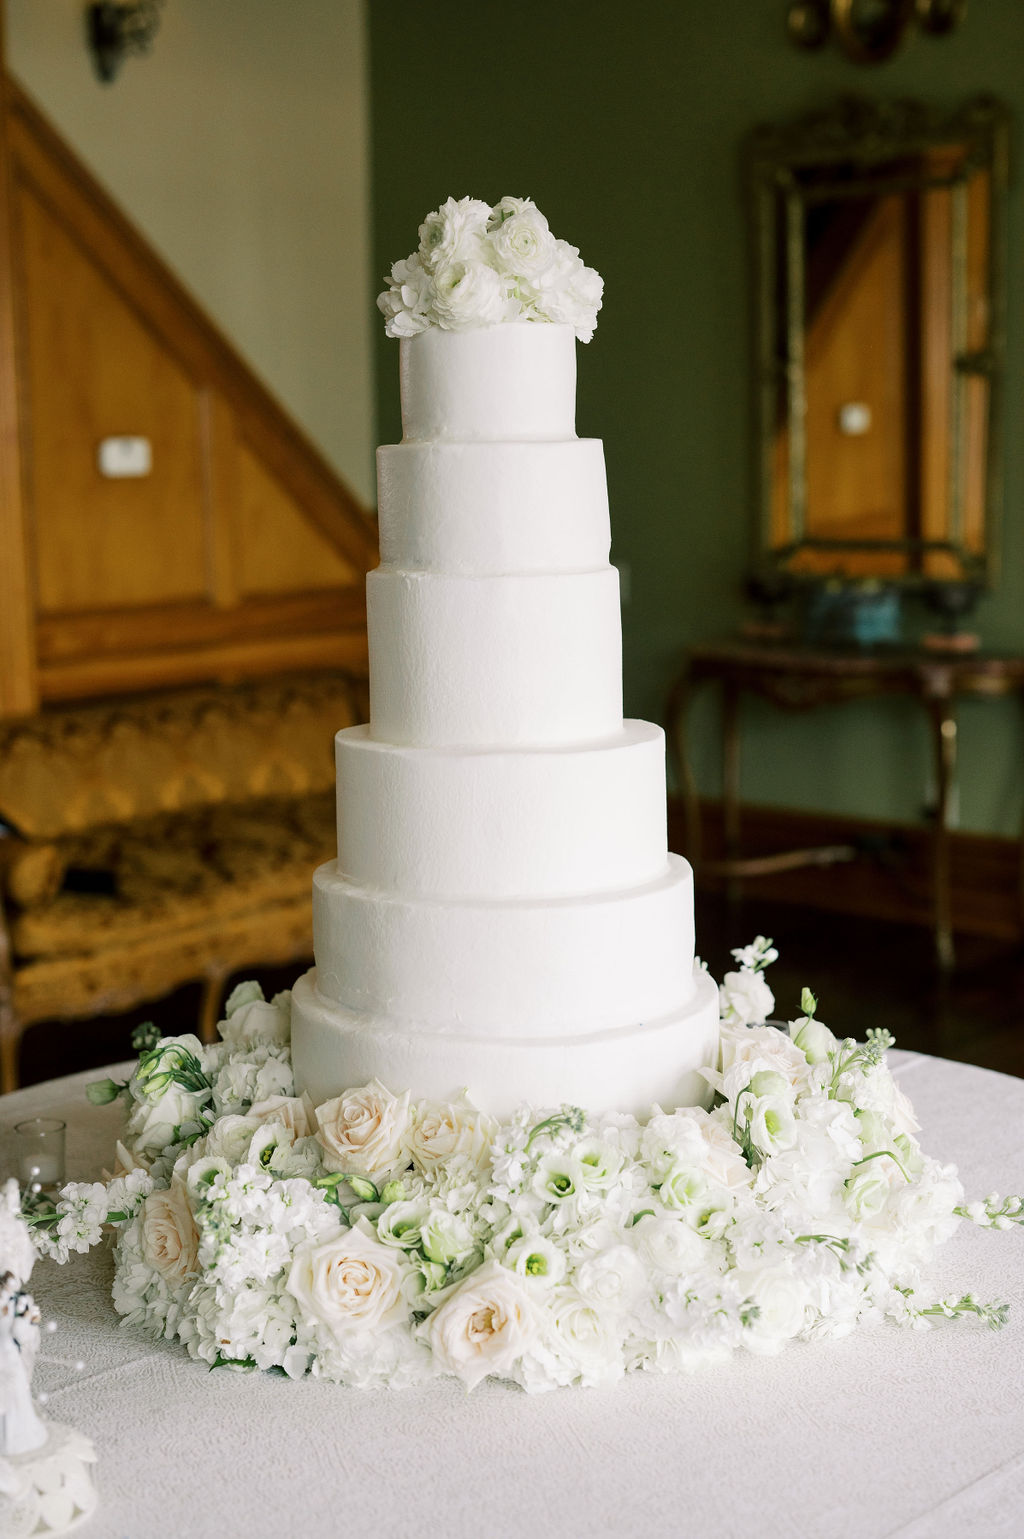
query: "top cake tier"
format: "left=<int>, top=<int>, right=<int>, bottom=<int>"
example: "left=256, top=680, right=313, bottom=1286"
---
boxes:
left=400, top=323, right=577, bottom=443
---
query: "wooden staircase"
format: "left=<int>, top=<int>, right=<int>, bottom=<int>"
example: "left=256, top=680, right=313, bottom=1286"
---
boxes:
left=0, top=72, right=376, bottom=719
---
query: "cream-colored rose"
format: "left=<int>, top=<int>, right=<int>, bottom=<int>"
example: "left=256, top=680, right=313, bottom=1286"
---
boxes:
left=314, top=1081, right=412, bottom=1182
left=140, top=1179, right=199, bottom=1285
left=427, top=1259, right=536, bottom=1391
left=719, top=1021, right=810, bottom=1090
left=287, top=1220, right=410, bottom=1337
left=672, top=1107, right=753, bottom=1190
left=248, top=1095, right=314, bottom=1140
left=405, top=1098, right=497, bottom=1175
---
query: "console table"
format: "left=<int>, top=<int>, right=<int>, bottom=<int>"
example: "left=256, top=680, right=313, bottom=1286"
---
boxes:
left=668, top=640, right=1024, bottom=969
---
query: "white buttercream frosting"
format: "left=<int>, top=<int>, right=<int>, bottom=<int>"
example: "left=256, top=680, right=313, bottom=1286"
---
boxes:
left=400, top=323, right=577, bottom=442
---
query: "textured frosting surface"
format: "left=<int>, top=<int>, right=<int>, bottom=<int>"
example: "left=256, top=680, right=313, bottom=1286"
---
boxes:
left=292, top=965, right=720, bottom=1120
left=400, top=323, right=577, bottom=442
left=376, top=439, right=610, bottom=575
left=335, top=721, right=667, bottom=898
left=367, top=567, right=623, bottom=748
left=312, top=854, right=697, bottom=1033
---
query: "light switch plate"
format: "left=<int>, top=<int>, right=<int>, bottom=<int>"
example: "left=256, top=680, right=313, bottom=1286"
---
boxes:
left=98, top=436, right=152, bottom=477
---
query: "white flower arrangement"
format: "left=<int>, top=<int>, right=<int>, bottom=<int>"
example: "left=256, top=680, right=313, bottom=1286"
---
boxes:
left=22, top=951, right=1023, bottom=1394
left=377, top=195, right=603, bottom=343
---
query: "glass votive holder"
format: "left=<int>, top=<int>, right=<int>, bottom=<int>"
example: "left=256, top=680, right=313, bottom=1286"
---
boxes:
left=14, top=1118, right=66, bottom=1191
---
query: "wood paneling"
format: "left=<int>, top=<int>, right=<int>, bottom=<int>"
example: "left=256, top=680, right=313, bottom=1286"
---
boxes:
left=0, top=75, right=376, bottom=714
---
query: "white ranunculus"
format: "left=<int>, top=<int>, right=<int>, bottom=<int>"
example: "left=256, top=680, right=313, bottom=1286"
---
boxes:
left=416, top=195, right=492, bottom=273
left=247, top=1095, right=314, bottom=1140
left=140, top=1178, right=199, bottom=1286
left=633, top=1214, right=712, bottom=1276
left=427, top=1258, right=537, bottom=1390
left=718, top=969, right=775, bottom=1028
left=125, top=1082, right=208, bottom=1155
left=288, top=1220, right=411, bottom=1338
left=546, top=1285, right=624, bottom=1386
left=488, top=200, right=556, bottom=279
left=314, top=1081, right=412, bottom=1183
left=218, top=997, right=290, bottom=1048
left=430, top=259, right=514, bottom=331
left=405, top=1097, right=497, bottom=1175
left=575, top=1244, right=646, bottom=1316
left=734, top=1265, right=813, bottom=1355
left=202, top=1114, right=262, bottom=1167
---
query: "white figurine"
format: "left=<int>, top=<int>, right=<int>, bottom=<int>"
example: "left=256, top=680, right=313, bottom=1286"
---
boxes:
left=0, top=1176, right=99, bottom=1533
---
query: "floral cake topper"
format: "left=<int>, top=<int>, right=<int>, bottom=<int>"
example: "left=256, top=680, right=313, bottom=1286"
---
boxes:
left=377, top=195, right=603, bottom=343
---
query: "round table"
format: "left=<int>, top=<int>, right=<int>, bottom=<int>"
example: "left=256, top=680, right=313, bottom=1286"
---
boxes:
left=1, top=1053, right=1022, bottom=1539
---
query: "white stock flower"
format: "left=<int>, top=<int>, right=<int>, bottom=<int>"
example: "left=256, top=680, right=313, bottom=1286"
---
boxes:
left=288, top=1220, right=411, bottom=1338
left=314, top=1081, right=412, bottom=1183
left=427, top=1258, right=537, bottom=1390
left=719, top=969, right=775, bottom=1028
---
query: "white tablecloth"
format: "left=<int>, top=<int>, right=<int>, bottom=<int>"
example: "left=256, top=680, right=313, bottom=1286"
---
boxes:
left=1, top=1052, right=1022, bottom=1539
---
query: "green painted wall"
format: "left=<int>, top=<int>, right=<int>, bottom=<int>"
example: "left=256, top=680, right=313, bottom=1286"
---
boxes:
left=368, top=1, right=1024, bottom=836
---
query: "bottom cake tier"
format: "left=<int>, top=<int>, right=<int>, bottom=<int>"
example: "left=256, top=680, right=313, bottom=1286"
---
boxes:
left=290, top=964, right=720, bottom=1118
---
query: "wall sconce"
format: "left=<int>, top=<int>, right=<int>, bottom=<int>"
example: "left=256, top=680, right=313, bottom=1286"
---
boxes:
left=788, top=0, right=967, bottom=64
left=86, top=1, right=165, bottom=84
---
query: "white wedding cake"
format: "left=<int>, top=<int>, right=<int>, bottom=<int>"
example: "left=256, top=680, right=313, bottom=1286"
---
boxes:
left=291, top=197, right=719, bottom=1117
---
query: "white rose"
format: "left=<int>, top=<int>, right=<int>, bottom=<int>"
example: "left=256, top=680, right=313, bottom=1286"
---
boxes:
left=218, top=997, right=290, bottom=1047
left=431, top=260, right=514, bottom=331
left=288, top=1220, right=410, bottom=1337
left=427, top=1259, right=537, bottom=1389
left=417, top=195, right=491, bottom=273
left=719, top=969, right=775, bottom=1027
left=405, top=1097, right=497, bottom=1175
left=248, top=1095, right=314, bottom=1140
left=314, top=1081, right=412, bottom=1183
left=718, top=1021, right=810, bottom=1089
left=140, top=1178, right=199, bottom=1285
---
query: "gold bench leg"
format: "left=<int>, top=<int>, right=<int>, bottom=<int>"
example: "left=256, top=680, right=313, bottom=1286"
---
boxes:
left=199, top=969, right=229, bottom=1046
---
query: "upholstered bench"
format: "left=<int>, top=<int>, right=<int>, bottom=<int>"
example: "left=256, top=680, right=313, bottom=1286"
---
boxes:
left=0, top=672, right=364, bottom=1092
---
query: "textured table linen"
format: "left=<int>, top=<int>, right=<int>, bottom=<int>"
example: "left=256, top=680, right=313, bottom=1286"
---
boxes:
left=1, top=1051, right=1022, bottom=1539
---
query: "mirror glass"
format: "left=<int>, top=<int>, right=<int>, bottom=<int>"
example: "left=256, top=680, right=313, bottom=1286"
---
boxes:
left=748, top=98, right=1008, bottom=587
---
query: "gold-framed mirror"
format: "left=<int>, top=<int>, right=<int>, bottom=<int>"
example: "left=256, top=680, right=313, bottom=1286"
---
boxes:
left=747, top=96, right=1008, bottom=588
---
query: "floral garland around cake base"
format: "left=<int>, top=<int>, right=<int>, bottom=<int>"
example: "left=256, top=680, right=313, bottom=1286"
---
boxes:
left=23, top=940, right=1023, bottom=1394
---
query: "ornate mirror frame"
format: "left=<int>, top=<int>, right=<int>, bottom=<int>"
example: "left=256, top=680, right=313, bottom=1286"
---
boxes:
left=746, top=96, right=1009, bottom=590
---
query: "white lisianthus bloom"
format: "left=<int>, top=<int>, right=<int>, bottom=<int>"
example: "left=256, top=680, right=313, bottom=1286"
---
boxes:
left=572, top=1136, right=625, bottom=1190
left=791, top=1014, right=838, bottom=1065
left=375, top=1199, right=430, bottom=1251
left=533, top=1152, right=587, bottom=1206
left=405, top=1096, right=497, bottom=1176
left=288, top=1219, right=411, bottom=1338
left=431, top=259, right=514, bottom=331
left=314, top=1080, right=412, bottom=1183
left=658, top=1161, right=708, bottom=1213
left=504, top=1234, right=567, bottom=1287
left=140, top=1178, right=199, bottom=1286
left=844, top=1167, right=892, bottom=1222
left=417, top=195, right=492, bottom=273
left=747, top=1094, right=799, bottom=1158
left=718, top=968, right=775, bottom=1028
left=420, top=1208, right=477, bottom=1269
left=427, top=1258, right=537, bottom=1390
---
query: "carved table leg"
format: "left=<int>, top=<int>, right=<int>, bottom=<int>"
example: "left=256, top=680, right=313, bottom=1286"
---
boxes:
left=927, top=697, right=957, bottom=972
left=722, top=681, right=742, bottom=907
